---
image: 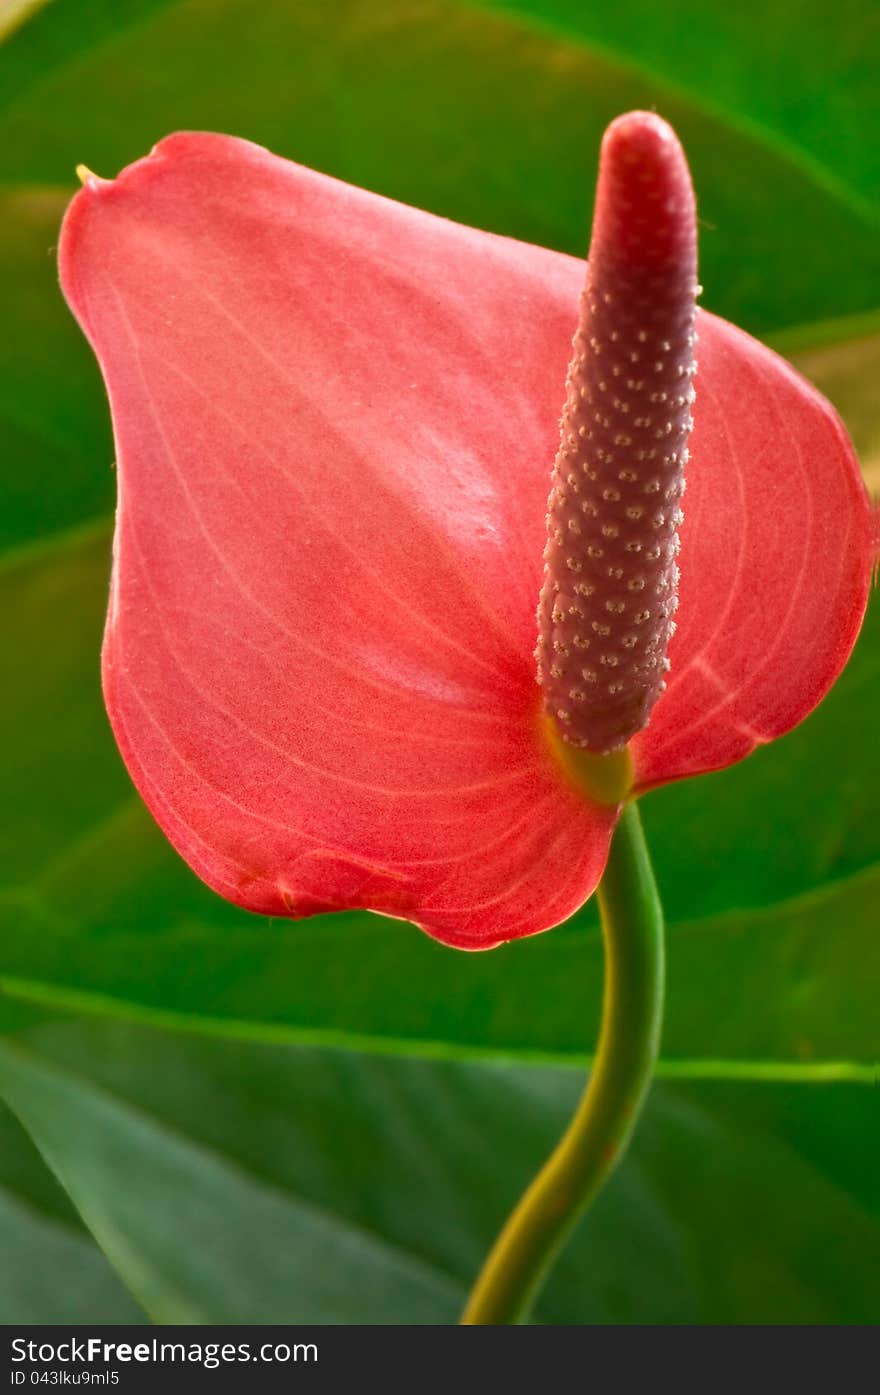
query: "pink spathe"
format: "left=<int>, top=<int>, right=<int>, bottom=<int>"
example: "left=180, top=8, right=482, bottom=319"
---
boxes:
left=59, top=119, right=874, bottom=947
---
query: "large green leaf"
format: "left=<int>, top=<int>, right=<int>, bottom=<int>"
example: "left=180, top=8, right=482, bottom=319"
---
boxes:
left=2, top=826, right=878, bottom=1077
left=0, top=991, right=145, bottom=1320
left=479, top=0, right=880, bottom=216
left=0, top=189, right=113, bottom=550
left=0, top=1076, right=144, bottom=1321
left=6, top=0, right=878, bottom=222
left=1, top=3, right=877, bottom=554
left=0, top=1019, right=875, bottom=1324
left=0, top=0, right=877, bottom=344
left=0, top=1, right=176, bottom=106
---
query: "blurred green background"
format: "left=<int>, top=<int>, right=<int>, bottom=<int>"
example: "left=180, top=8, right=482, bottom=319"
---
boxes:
left=1, top=0, right=878, bottom=1323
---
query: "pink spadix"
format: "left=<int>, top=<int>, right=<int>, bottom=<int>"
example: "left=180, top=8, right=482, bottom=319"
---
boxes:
left=537, top=113, right=698, bottom=753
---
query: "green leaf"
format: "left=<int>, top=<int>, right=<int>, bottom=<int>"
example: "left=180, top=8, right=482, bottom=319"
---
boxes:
left=0, top=189, right=114, bottom=550
left=0, top=524, right=123, bottom=884
left=0, top=2, right=177, bottom=107
left=0, top=1033, right=464, bottom=1324
left=1, top=0, right=878, bottom=343
left=475, top=0, right=880, bottom=217
left=2, top=6, right=877, bottom=554
left=0, top=1081, right=144, bottom=1321
left=0, top=1019, right=875, bottom=1323
left=2, top=837, right=879, bottom=1076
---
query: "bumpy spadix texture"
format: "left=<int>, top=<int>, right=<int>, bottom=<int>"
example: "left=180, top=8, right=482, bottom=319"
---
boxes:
left=538, top=115, right=697, bottom=753
left=59, top=123, right=875, bottom=948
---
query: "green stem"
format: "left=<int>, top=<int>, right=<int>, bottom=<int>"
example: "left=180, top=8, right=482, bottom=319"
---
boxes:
left=460, top=800, right=665, bottom=1325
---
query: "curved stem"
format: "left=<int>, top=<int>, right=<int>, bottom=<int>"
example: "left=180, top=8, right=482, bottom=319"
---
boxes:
left=460, top=801, right=665, bottom=1325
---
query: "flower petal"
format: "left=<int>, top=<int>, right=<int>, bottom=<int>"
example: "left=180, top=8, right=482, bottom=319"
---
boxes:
left=60, top=133, right=615, bottom=948
left=631, top=317, right=875, bottom=790
left=60, top=132, right=873, bottom=945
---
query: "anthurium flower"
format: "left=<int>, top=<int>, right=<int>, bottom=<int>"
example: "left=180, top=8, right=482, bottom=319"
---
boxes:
left=60, top=114, right=874, bottom=949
